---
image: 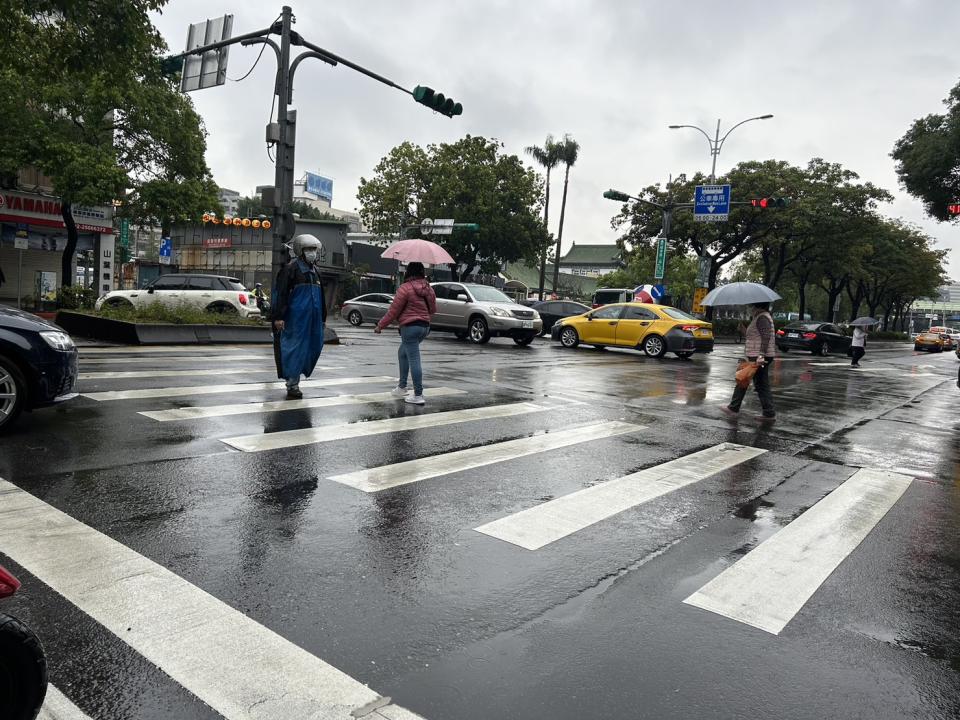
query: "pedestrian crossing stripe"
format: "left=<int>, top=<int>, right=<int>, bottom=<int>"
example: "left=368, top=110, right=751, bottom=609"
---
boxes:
left=81, top=376, right=394, bottom=401
left=683, top=467, right=913, bottom=635
left=220, top=401, right=551, bottom=452
left=79, top=368, right=290, bottom=380
left=79, top=355, right=270, bottom=365
left=475, top=442, right=767, bottom=550
left=329, top=421, right=644, bottom=492
left=78, top=345, right=271, bottom=354
left=39, top=685, right=93, bottom=720
left=140, top=387, right=468, bottom=421
left=0, top=478, right=425, bottom=720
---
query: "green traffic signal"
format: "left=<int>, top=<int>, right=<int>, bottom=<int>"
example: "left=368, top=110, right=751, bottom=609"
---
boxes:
left=603, top=189, right=631, bottom=202
left=413, top=85, right=463, bottom=118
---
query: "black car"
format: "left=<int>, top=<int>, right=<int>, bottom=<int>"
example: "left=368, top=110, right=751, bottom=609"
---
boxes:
left=776, top=321, right=851, bottom=356
left=531, top=300, right=591, bottom=336
left=0, top=306, right=79, bottom=432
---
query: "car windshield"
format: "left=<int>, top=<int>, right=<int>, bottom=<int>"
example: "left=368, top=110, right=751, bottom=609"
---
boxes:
left=659, top=307, right=698, bottom=321
left=469, top=286, right=511, bottom=303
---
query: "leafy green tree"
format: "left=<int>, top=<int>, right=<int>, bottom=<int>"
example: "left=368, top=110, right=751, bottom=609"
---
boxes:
left=596, top=250, right=697, bottom=309
left=525, top=136, right=562, bottom=298
left=551, top=135, right=580, bottom=293
left=358, top=136, right=548, bottom=277
left=0, top=0, right=218, bottom=285
left=892, top=80, right=960, bottom=222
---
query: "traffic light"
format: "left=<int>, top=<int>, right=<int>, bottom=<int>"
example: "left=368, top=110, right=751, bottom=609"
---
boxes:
left=413, top=86, right=463, bottom=117
left=750, top=197, right=792, bottom=208
left=603, top=190, right=632, bottom=202
left=159, top=55, right=184, bottom=79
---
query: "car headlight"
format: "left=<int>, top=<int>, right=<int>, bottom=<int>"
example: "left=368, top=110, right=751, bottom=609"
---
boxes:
left=530, top=310, right=541, bottom=320
left=490, top=307, right=511, bottom=318
left=40, top=331, right=75, bottom=351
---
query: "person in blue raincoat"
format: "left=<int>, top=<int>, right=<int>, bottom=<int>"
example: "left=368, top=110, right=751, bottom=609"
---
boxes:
left=272, top=234, right=326, bottom=399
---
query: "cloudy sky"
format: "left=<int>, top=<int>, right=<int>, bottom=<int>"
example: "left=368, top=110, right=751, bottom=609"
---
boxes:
left=151, top=0, right=960, bottom=277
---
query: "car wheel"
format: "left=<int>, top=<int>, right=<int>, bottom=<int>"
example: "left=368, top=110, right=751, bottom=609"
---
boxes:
left=676, top=352, right=694, bottom=359
left=816, top=342, right=830, bottom=356
left=104, top=297, right=133, bottom=309
left=347, top=310, right=363, bottom=326
left=513, top=335, right=535, bottom=346
left=560, top=327, right=580, bottom=348
left=0, top=611, right=48, bottom=717
left=206, top=302, right=238, bottom=315
left=0, top=355, right=27, bottom=433
left=468, top=317, right=491, bottom=344
left=642, top=334, right=666, bottom=358
left=454, top=330, right=468, bottom=340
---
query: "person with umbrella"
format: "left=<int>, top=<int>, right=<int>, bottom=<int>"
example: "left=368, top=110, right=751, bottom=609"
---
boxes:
left=272, top=234, right=327, bottom=399
left=702, top=283, right=780, bottom=422
left=849, top=317, right=877, bottom=367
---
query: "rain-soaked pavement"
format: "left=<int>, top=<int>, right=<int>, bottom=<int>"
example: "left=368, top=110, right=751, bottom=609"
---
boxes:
left=1, top=328, right=958, bottom=720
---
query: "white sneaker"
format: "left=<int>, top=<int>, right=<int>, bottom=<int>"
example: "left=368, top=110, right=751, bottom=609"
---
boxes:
left=390, top=386, right=408, bottom=398
left=405, top=394, right=425, bottom=405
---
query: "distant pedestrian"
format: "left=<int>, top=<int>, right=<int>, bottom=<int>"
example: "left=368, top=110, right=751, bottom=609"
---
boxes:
left=851, top=326, right=867, bottom=367
left=375, top=262, right=437, bottom=405
left=724, top=302, right=777, bottom=421
left=272, top=234, right=327, bottom=399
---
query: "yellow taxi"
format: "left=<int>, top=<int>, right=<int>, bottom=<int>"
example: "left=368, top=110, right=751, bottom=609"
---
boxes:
left=914, top=331, right=945, bottom=352
left=550, top=302, right=714, bottom=358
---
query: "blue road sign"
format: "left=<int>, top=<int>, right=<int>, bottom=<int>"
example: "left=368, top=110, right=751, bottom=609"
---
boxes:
left=652, top=284, right=666, bottom=300
left=159, top=237, right=172, bottom=265
left=694, top=184, right=731, bottom=222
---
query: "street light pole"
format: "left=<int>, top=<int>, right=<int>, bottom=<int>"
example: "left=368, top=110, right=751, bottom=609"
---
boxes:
left=669, top=114, right=773, bottom=183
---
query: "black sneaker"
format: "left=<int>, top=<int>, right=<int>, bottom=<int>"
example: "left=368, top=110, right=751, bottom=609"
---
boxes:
left=286, top=386, right=303, bottom=399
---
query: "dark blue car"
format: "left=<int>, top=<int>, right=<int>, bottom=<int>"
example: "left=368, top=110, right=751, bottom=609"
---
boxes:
left=0, top=306, right=78, bottom=432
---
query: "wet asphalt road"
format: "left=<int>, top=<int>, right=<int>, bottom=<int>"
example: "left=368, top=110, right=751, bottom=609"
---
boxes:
left=1, top=328, right=958, bottom=720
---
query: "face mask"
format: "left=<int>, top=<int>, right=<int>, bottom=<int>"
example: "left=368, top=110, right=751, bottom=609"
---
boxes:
left=303, top=250, right=318, bottom=262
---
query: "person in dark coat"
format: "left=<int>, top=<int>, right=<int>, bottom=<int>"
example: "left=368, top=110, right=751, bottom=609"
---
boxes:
left=272, top=234, right=327, bottom=399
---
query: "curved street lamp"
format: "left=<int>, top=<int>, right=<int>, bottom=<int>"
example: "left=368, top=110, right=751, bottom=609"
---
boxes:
left=669, top=114, right=773, bottom=182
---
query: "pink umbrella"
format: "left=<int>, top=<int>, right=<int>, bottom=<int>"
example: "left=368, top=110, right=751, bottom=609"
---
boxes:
left=380, top=238, right=455, bottom=265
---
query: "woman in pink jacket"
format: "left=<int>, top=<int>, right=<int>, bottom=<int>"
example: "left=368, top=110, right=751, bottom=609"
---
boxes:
left=374, top=262, right=437, bottom=405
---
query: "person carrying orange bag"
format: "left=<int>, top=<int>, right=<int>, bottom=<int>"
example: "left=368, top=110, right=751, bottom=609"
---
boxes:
left=723, top=302, right=776, bottom=421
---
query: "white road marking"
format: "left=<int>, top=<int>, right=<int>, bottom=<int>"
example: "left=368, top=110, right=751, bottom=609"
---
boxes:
left=476, top=443, right=766, bottom=550
left=683, top=467, right=913, bottom=635
left=82, top=376, right=391, bottom=401
left=330, top=421, right=643, bottom=492
left=38, top=685, right=93, bottom=720
left=0, top=478, right=424, bottom=720
left=80, top=368, right=269, bottom=380
left=80, top=355, right=268, bottom=365
left=141, top=387, right=467, bottom=421
left=222, top=402, right=550, bottom=453
left=79, top=345, right=272, bottom=355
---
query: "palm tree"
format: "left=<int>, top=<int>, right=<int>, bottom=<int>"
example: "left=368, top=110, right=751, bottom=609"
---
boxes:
left=551, top=134, right=580, bottom=293
left=525, top=135, right=561, bottom=299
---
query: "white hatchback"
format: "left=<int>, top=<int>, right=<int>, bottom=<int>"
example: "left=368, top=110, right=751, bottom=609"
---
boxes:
left=96, top=274, right=261, bottom=318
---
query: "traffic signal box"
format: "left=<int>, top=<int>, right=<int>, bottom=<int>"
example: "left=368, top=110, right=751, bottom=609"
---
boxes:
left=750, top=197, right=791, bottom=208
left=413, top=86, right=463, bottom=117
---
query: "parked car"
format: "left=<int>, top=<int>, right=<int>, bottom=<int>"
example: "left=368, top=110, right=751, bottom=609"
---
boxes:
left=340, top=293, right=394, bottom=326
left=95, top=274, right=261, bottom=318
left=940, top=334, right=955, bottom=351
left=551, top=302, right=714, bottom=358
left=591, top=288, right=633, bottom=308
left=914, top=331, right=945, bottom=352
left=0, top=306, right=78, bottom=432
left=430, top=282, right=542, bottom=345
left=775, top=322, right=852, bottom=356
left=530, top=300, right=591, bottom=336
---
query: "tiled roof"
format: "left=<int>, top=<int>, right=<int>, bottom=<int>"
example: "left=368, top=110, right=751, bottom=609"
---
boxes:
left=560, top=243, right=621, bottom=265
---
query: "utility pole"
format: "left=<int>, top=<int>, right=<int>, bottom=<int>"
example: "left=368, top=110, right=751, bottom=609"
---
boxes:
left=272, top=6, right=295, bottom=280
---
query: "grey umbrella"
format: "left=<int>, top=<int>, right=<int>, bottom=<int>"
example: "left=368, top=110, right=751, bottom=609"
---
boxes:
left=850, top=317, right=880, bottom=326
left=700, top=282, right=782, bottom=307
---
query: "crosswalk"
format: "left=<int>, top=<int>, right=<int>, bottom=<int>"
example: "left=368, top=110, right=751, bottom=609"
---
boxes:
left=7, top=344, right=934, bottom=719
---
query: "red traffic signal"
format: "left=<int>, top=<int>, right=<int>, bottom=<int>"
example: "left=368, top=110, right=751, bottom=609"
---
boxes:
left=750, top=197, right=791, bottom=209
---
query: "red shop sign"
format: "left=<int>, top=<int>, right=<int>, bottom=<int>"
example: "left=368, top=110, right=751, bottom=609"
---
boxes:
left=203, top=237, right=232, bottom=249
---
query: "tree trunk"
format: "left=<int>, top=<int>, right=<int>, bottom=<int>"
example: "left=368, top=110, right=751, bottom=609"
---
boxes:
left=797, top=279, right=807, bottom=321
left=60, top=201, right=78, bottom=288
left=537, top=167, right=552, bottom=300
left=551, top=164, right=571, bottom=294
left=846, top=282, right=865, bottom=321
left=882, top=304, right=893, bottom=330
left=704, top=259, right=719, bottom=321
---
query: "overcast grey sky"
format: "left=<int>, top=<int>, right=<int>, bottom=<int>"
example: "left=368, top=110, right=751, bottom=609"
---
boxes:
left=151, top=0, right=960, bottom=278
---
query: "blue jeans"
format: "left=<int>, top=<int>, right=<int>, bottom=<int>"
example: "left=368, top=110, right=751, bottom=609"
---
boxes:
left=398, top=323, right=430, bottom=395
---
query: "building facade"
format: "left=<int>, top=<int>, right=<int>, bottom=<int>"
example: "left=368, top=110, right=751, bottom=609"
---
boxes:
left=558, top=243, right=622, bottom=277
left=0, top=169, right=115, bottom=306
left=218, top=187, right=240, bottom=216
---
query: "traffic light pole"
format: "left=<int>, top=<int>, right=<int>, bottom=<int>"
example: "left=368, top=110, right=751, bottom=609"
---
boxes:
left=164, top=5, right=462, bottom=287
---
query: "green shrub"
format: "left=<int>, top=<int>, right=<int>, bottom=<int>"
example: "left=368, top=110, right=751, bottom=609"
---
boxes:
left=91, top=303, right=262, bottom=326
left=56, top=285, right=98, bottom=310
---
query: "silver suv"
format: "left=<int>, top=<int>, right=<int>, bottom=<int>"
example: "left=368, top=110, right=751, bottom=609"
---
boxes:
left=431, top=282, right=542, bottom=345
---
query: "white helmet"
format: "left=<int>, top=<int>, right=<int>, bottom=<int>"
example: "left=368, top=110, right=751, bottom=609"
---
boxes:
left=291, top=234, right=322, bottom=258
